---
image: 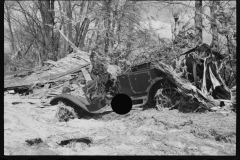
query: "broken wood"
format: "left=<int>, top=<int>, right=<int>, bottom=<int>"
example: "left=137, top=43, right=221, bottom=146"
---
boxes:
left=209, top=66, right=221, bottom=89
left=81, top=68, right=92, bottom=82
left=192, top=60, right=198, bottom=88
left=201, top=56, right=208, bottom=94
left=4, top=53, right=91, bottom=91
left=40, top=63, right=90, bottom=81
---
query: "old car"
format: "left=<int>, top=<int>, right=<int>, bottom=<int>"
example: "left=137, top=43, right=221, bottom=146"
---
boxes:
left=50, top=60, right=178, bottom=122
left=50, top=44, right=232, bottom=122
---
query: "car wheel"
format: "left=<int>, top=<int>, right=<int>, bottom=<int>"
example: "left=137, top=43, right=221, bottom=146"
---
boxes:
left=144, top=79, right=179, bottom=109
left=55, top=101, right=80, bottom=122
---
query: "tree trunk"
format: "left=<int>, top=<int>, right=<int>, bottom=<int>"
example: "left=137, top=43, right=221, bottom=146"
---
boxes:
left=104, top=0, right=112, bottom=56
left=126, top=21, right=134, bottom=58
left=73, top=1, right=86, bottom=47
left=4, top=2, right=15, bottom=53
left=75, top=18, right=87, bottom=48
left=79, top=18, right=90, bottom=49
left=79, top=2, right=95, bottom=50
left=116, top=0, right=127, bottom=46
left=194, top=0, right=202, bottom=45
left=38, top=0, right=55, bottom=60
left=62, top=1, right=67, bottom=56
left=210, top=1, right=220, bottom=52
left=65, top=0, right=73, bottom=53
left=36, top=43, right=43, bottom=67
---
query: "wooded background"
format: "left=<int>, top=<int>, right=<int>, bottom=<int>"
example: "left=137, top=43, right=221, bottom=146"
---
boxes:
left=4, top=0, right=236, bottom=89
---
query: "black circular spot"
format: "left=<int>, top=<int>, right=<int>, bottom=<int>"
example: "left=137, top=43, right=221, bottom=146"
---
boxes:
left=111, top=94, right=132, bottom=115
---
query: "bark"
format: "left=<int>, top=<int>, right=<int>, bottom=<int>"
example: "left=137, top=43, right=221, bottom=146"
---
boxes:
left=62, top=1, right=67, bottom=56
left=210, top=1, right=220, bottom=51
left=194, top=0, right=202, bottom=45
left=75, top=18, right=87, bottom=47
left=126, top=22, right=134, bottom=58
left=74, top=1, right=86, bottom=47
left=80, top=2, right=95, bottom=49
left=79, top=18, right=90, bottom=49
left=65, top=0, right=73, bottom=53
left=4, top=2, right=15, bottom=53
left=36, top=43, right=43, bottom=67
left=79, top=1, right=86, bottom=20
left=104, top=0, right=112, bottom=56
left=116, top=0, right=127, bottom=45
left=38, top=0, right=55, bottom=60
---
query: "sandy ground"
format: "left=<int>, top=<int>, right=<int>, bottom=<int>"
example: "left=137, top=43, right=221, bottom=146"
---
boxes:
left=4, top=94, right=236, bottom=155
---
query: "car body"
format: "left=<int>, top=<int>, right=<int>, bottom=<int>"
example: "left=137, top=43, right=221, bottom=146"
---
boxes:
left=50, top=61, right=174, bottom=117
left=116, top=61, right=169, bottom=107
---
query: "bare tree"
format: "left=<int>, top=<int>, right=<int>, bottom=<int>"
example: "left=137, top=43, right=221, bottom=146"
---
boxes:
left=4, top=2, right=15, bottom=53
left=194, top=0, right=202, bottom=45
left=65, top=0, right=73, bottom=53
left=103, top=0, right=112, bottom=56
left=210, top=1, right=220, bottom=51
left=38, top=0, right=56, bottom=60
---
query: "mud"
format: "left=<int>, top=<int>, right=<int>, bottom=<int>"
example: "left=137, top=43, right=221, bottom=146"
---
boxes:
left=4, top=94, right=236, bottom=155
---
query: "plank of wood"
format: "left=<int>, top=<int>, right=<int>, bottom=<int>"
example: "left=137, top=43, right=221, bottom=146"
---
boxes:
left=40, top=63, right=90, bottom=81
left=81, top=68, right=92, bottom=82
left=4, top=64, right=90, bottom=90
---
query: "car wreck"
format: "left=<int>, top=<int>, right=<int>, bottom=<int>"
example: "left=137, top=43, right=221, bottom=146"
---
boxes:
left=49, top=43, right=233, bottom=122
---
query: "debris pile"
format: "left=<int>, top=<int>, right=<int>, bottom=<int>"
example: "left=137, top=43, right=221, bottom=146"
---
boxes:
left=152, top=43, right=234, bottom=112
left=4, top=44, right=235, bottom=114
left=4, top=51, right=91, bottom=101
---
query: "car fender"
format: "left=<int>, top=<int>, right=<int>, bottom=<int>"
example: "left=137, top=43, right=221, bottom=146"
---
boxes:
left=50, top=94, right=105, bottom=114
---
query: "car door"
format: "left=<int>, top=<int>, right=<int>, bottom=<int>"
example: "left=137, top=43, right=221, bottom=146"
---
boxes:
left=117, top=74, right=134, bottom=96
left=128, top=69, right=152, bottom=94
